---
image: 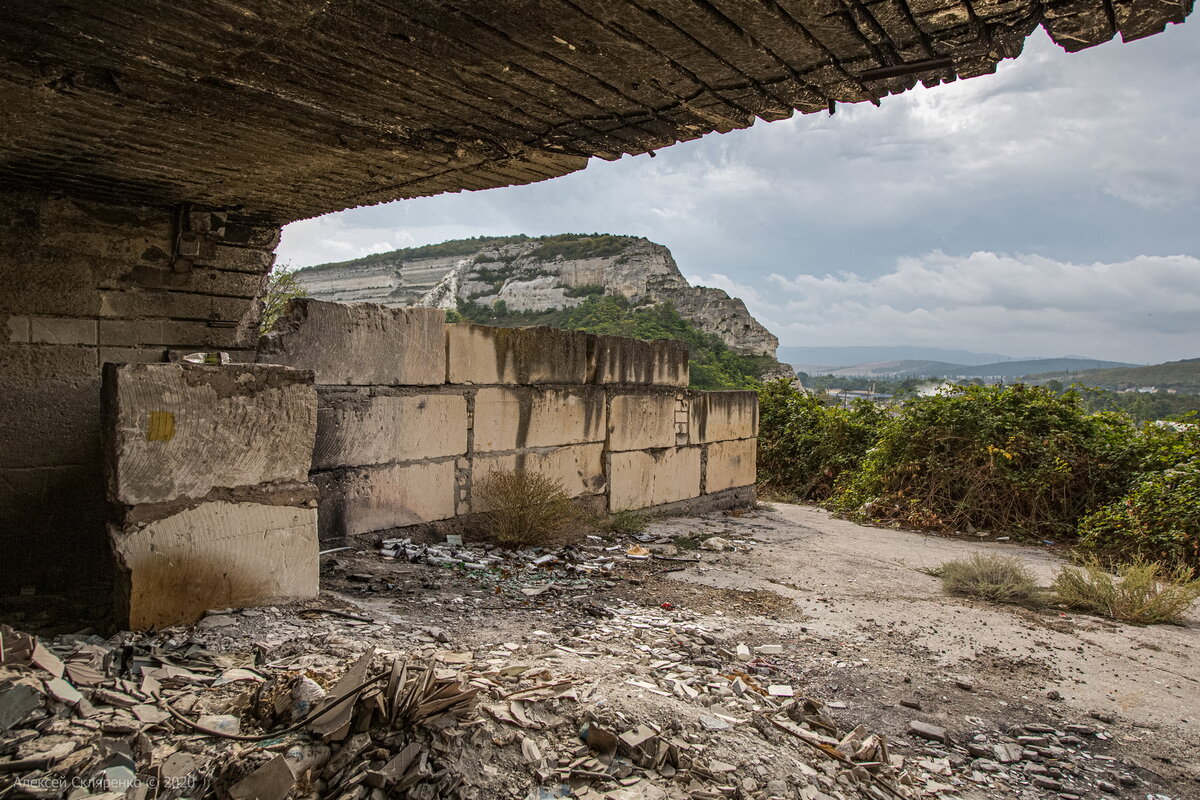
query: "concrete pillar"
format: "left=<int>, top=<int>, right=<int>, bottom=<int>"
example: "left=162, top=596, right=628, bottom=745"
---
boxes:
left=0, top=191, right=279, bottom=597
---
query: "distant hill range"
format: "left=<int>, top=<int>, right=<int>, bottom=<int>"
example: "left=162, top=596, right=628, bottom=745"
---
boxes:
left=778, top=345, right=1009, bottom=367
left=1025, top=358, right=1200, bottom=391
left=294, top=233, right=786, bottom=364
left=797, top=356, right=1136, bottom=379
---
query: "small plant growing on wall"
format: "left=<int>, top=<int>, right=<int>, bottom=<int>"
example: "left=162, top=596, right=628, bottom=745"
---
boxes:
left=259, top=263, right=309, bottom=334
left=473, top=469, right=577, bottom=548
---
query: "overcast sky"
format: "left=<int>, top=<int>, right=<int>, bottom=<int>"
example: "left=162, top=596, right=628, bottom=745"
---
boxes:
left=279, top=22, right=1200, bottom=364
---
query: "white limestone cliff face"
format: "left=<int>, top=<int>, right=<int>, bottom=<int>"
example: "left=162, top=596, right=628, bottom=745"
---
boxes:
left=296, top=235, right=782, bottom=360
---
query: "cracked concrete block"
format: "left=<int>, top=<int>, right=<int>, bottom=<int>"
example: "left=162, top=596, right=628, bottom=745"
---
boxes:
left=258, top=299, right=446, bottom=386
left=688, top=391, right=758, bottom=443
left=473, top=387, right=605, bottom=452
left=104, top=362, right=316, bottom=505
left=472, top=443, right=606, bottom=502
left=705, top=438, right=757, bottom=493
left=608, top=392, right=678, bottom=451
left=313, top=392, right=468, bottom=469
left=609, top=447, right=701, bottom=511
left=590, top=335, right=688, bottom=387
left=111, top=501, right=318, bottom=629
left=315, top=460, right=457, bottom=538
left=446, top=324, right=591, bottom=384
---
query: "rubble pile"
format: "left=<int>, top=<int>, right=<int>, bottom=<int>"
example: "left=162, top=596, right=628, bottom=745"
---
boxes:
left=0, top=625, right=484, bottom=800
left=0, top=510, right=1184, bottom=800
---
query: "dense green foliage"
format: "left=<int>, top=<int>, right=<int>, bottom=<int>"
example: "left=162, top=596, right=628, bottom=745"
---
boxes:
left=450, top=294, right=776, bottom=389
left=759, top=381, right=1200, bottom=567
left=757, top=381, right=885, bottom=501
left=1077, top=427, right=1200, bottom=570
left=837, top=384, right=1143, bottom=538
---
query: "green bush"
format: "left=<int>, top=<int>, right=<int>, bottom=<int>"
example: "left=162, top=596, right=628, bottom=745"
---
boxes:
left=836, top=384, right=1143, bottom=538
left=1077, top=458, right=1200, bottom=571
left=757, top=380, right=884, bottom=502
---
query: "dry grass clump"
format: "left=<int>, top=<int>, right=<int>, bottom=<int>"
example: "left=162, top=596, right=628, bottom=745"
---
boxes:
left=473, top=470, right=577, bottom=548
left=1052, top=557, right=1200, bottom=625
left=934, top=553, right=1041, bottom=605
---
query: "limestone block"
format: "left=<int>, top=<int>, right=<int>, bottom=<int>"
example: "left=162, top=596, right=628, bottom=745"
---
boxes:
left=111, top=501, right=318, bottom=630
left=29, top=316, right=98, bottom=345
left=472, top=443, right=606, bottom=502
left=313, top=392, right=468, bottom=469
left=315, top=460, right=457, bottom=538
left=473, top=387, right=605, bottom=452
left=258, top=299, right=445, bottom=386
left=705, top=439, right=757, bottom=493
left=104, top=362, right=316, bottom=505
left=689, top=391, right=759, bottom=443
left=608, top=392, right=678, bottom=451
left=446, top=324, right=591, bottom=384
left=609, top=447, right=702, bottom=511
left=590, top=335, right=689, bottom=387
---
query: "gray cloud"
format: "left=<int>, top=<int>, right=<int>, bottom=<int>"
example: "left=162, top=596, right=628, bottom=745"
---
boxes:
left=279, top=23, right=1200, bottom=362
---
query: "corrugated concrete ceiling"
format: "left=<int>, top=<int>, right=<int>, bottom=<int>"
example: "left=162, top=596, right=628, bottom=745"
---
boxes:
left=0, top=0, right=1191, bottom=223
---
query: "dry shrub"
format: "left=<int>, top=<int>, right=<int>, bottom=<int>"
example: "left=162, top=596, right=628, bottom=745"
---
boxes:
left=473, top=470, right=577, bottom=548
left=935, top=553, right=1041, bottom=605
left=1052, top=557, right=1200, bottom=624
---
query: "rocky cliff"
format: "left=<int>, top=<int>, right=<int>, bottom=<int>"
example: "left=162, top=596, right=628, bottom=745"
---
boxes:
left=296, top=234, right=782, bottom=360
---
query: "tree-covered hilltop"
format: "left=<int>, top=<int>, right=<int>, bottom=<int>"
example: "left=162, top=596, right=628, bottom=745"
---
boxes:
left=449, top=294, right=779, bottom=390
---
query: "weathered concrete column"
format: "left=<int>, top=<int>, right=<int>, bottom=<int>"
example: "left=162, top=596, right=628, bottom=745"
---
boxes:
left=103, top=362, right=319, bottom=629
left=0, top=191, right=279, bottom=598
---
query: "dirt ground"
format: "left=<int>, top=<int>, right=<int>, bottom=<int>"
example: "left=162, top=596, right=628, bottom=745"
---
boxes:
left=296, top=501, right=1198, bottom=799
left=8, top=502, right=1196, bottom=800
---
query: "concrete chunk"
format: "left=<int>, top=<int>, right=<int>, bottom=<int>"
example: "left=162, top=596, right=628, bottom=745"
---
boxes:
left=111, top=501, right=318, bottom=629
left=473, top=386, right=605, bottom=452
left=103, top=362, right=316, bottom=505
left=609, top=447, right=701, bottom=511
left=689, top=390, right=758, bottom=443
left=258, top=299, right=445, bottom=385
left=908, top=720, right=950, bottom=743
left=313, top=392, right=468, bottom=469
left=446, top=324, right=590, bottom=384
left=590, top=335, right=688, bottom=387
left=608, top=392, right=678, bottom=451
left=705, top=438, right=757, bottom=493
left=315, top=460, right=458, bottom=538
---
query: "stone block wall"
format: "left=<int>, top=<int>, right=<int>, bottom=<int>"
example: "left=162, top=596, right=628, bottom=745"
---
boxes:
left=260, top=300, right=757, bottom=541
left=102, top=362, right=319, bottom=629
left=0, top=192, right=281, bottom=593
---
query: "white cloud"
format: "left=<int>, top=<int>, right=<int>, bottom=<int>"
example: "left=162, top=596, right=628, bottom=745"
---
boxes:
left=754, top=252, right=1200, bottom=361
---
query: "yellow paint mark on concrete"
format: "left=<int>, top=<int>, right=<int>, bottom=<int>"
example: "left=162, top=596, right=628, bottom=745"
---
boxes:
left=146, top=411, right=176, bottom=441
